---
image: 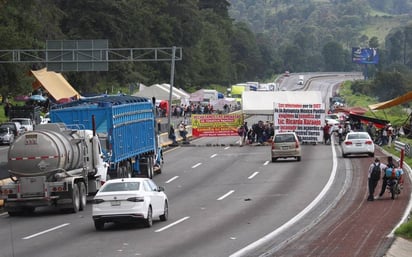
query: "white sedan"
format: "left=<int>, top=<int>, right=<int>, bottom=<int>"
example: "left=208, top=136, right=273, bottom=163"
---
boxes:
left=341, top=131, right=375, bottom=158
left=92, top=178, right=168, bottom=230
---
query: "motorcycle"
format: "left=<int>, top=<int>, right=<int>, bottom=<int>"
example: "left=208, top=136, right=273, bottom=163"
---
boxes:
left=386, top=178, right=401, bottom=200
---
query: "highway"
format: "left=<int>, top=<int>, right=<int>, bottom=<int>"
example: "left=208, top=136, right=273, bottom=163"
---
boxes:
left=0, top=73, right=373, bottom=257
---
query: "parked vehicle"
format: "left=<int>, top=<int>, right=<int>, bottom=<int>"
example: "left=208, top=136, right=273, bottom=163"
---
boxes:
left=341, top=131, right=375, bottom=158
left=0, top=122, right=108, bottom=215
left=92, top=177, right=168, bottom=230
left=49, top=95, right=163, bottom=179
left=0, top=126, right=15, bottom=145
left=11, top=118, right=34, bottom=132
left=271, top=131, right=302, bottom=162
left=0, top=122, right=22, bottom=137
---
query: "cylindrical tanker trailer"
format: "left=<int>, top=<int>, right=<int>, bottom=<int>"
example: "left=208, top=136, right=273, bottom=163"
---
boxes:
left=0, top=123, right=107, bottom=215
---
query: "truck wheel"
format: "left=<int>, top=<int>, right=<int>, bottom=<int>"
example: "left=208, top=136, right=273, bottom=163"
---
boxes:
left=79, top=182, right=87, bottom=211
left=126, top=161, right=132, bottom=178
left=148, top=157, right=154, bottom=179
left=70, top=183, right=80, bottom=213
left=8, top=211, right=22, bottom=216
left=94, top=220, right=104, bottom=230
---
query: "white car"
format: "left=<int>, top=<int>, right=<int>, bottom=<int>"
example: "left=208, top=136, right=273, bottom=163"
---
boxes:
left=341, top=132, right=375, bottom=158
left=92, top=178, right=168, bottom=230
left=11, top=118, right=34, bottom=132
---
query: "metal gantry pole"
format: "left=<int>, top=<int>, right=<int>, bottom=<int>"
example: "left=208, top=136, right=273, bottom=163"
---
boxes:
left=167, top=46, right=176, bottom=132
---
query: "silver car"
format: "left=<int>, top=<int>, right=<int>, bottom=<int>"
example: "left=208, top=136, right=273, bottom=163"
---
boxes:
left=0, top=127, right=14, bottom=145
left=271, top=132, right=302, bottom=162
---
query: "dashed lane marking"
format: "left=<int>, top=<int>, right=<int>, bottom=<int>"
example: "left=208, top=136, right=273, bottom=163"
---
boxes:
left=22, top=223, right=70, bottom=240
left=217, top=190, right=235, bottom=201
left=155, top=216, right=190, bottom=233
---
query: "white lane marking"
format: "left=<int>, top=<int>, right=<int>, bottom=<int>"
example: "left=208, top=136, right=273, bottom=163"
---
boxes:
left=217, top=190, right=234, bottom=201
left=165, top=176, right=179, bottom=184
left=22, top=223, right=70, bottom=240
left=192, top=163, right=202, bottom=169
left=248, top=172, right=259, bottom=179
left=0, top=212, right=8, bottom=217
left=224, top=146, right=230, bottom=150
left=155, top=216, right=190, bottom=232
left=230, top=140, right=339, bottom=257
left=263, top=161, right=270, bottom=166
left=210, top=154, right=217, bottom=158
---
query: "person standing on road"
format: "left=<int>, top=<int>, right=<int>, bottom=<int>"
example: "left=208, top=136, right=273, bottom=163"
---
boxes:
left=323, top=122, right=331, bottom=144
left=238, top=124, right=246, bottom=146
left=168, top=125, right=178, bottom=146
left=367, top=157, right=387, bottom=201
left=179, top=121, right=188, bottom=143
left=242, top=122, right=248, bottom=145
left=377, top=156, right=396, bottom=199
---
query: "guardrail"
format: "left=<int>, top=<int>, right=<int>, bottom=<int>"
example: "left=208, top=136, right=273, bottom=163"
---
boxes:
left=393, top=140, right=411, bottom=169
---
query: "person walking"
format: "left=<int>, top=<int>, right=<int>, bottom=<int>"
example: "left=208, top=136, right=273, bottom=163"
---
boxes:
left=367, top=157, right=387, bottom=201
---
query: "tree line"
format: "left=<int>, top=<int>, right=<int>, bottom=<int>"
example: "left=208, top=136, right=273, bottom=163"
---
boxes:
left=0, top=0, right=411, bottom=103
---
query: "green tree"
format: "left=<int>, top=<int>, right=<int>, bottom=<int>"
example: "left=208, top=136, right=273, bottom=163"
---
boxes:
left=0, top=0, right=63, bottom=101
left=369, top=36, right=379, bottom=48
left=322, top=41, right=345, bottom=71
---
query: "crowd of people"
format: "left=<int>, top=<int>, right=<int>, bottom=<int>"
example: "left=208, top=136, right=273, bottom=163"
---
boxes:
left=322, top=119, right=400, bottom=147
left=157, top=102, right=240, bottom=118
left=237, top=120, right=275, bottom=146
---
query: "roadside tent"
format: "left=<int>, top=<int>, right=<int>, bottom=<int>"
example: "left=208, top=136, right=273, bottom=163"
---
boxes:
left=348, top=113, right=389, bottom=129
left=333, top=106, right=368, bottom=115
left=242, top=91, right=322, bottom=115
left=190, top=89, right=219, bottom=103
left=210, top=98, right=236, bottom=111
left=31, top=68, right=81, bottom=102
left=158, top=84, right=190, bottom=105
left=132, top=84, right=181, bottom=101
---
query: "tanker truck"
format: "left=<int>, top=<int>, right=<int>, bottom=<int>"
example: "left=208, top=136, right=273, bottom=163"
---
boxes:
left=1, top=122, right=108, bottom=215
left=49, top=95, right=163, bottom=179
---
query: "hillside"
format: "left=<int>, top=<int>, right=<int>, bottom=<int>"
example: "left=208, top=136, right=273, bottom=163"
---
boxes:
left=228, top=0, right=408, bottom=47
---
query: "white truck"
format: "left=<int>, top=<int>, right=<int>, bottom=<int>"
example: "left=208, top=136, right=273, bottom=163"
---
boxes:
left=297, top=75, right=304, bottom=85
left=0, top=122, right=107, bottom=215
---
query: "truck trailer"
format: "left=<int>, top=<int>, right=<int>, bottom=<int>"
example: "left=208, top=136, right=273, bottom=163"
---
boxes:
left=1, top=122, right=108, bottom=215
left=49, top=95, right=163, bottom=179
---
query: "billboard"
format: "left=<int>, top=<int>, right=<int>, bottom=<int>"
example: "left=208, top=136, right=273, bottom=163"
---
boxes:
left=191, top=114, right=243, bottom=137
left=274, top=103, right=325, bottom=143
left=352, top=47, right=379, bottom=64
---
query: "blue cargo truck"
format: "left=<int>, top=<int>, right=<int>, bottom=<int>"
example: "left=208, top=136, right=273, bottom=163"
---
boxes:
left=49, top=95, right=163, bottom=179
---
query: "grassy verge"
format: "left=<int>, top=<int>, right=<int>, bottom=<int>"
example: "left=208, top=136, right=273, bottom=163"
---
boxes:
left=340, top=82, right=412, bottom=240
